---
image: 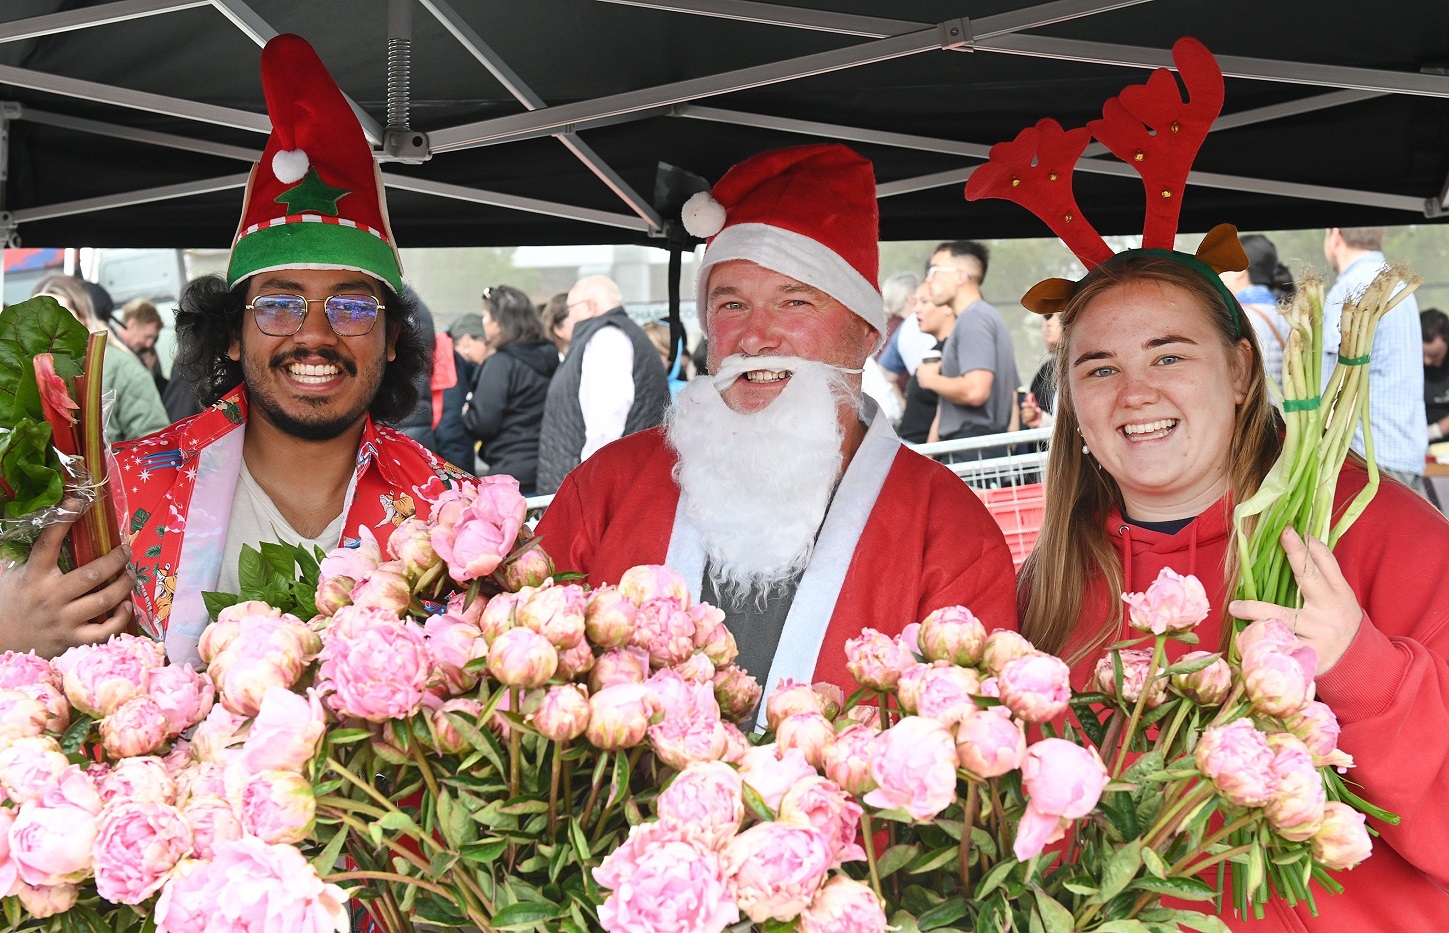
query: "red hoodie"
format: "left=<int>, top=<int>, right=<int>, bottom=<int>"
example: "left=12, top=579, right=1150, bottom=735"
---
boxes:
left=1066, top=465, right=1449, bottom=931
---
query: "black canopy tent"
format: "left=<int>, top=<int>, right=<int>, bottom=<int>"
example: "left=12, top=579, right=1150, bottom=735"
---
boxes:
left=0, top=0, right=1446, bottom=254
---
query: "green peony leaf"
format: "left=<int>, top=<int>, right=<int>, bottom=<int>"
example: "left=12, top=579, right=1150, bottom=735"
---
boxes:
left=1126, top=874, right=1216, bottom=901
left=1033, top=887, right=1074, bottom=933
left=490, top=900, right=567, bottom=929
left=877, top=843, right=922, bottom=880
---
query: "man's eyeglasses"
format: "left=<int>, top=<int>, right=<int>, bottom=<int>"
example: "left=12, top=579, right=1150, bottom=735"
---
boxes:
left=246, top=294, right=383, bottom=337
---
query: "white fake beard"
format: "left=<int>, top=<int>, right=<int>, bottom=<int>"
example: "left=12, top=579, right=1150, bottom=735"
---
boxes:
left=666, top=354, right=861, bottom=600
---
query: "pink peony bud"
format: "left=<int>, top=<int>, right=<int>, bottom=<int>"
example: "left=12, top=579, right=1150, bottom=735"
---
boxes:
left=241, top=688, right=326, bottom=774
left=445, top=590, right=485, bottom=626
left=863, top=716, right=958, bottom=820
left=10, top=765, right=102, bottom=887
left=1264, top=734, right=1326, bottom=842
left=1169, top=651, right=1233, bottom=706
left=630, top=598, right=697, bottom=669
left=590, top=647, right=651, bottom=693
left=895, top=662, right=933, bottom=714
left=92, top=801, right=193, bottom=904
left=174, top=762, right=228, bottom=808
left=1311, top=801, right=1373, bottom=870
left=1243, top=643, right=1316, bottom=718
left=778, top=775, right=866, bottom=867
left=584, top=587, right=637, bottom=649
left=1091, top=648, right=1168, bottom=709
left=1237, top=617, right=1297, bottom=656
left=55, top=634, right=164, bottom=718
left=1195, top=719, right=1278, bottom=807
left=0, top=651, right=60, bottom=691
left=896, top=622, right=922, bottom=658
left=388, top=516, right=440, bottom=576
left=433, top=476, right=527, bottom=583
left=812, top=683, right=845, bottom=721
left=766, top=679, right=826, bottom=732
left=500, top=544, right=555, bottom=591
left=188, top=705, right=249, bottom=765
left=348, top=560, right=412, bottom=614
left=555, top=640, right=596, bottom=681
left=0, top=689, right=49, bottom=743
left=427, top=697, right=484, bottom=755
left=313, top=576, right=355, bottom=617
left=981, top=629, right=1036, bottom=677
left=656, top=761, right=744, bottom=849
left=15, top=682, right=68, bottom=735
left=724, top=822, right=835, bottom=924
left=98, top=756, right=176, bottom=806
left=799, top=875, right=888, bottom=933
left=586, top=683, right=653, bottom=750
left=712, top=664, right=763, bottom=722
left=318, top=612, right=431, bottom=722
left=919, top=606, right=989, bottom=667
left=618, top=564, right=691, bottom=608
left=319, top=526, right=381, bottom=589
left=673, top=651, right=716, bottom=684
left=997, top=653, right=1071, bottom=723
left=180, top=794, right=242, bottom=861
left=644, top=668, right=695, bottom=721
left=427, top=484, right=478, bottom=539
left=955, top=708, right=1027, bottom=781
left=916, top=665, right=983, bottom=726
left=531, top=684, right=591, bottom=743
left=424, top=613, right=488, bottom=694
left=648, top=693, right=732, bottom=772
left=233, top=769, right=315, bottom=845
left=737, top=743, right=817, bottom=813
left=776, top=711, right=836, bottom=769
left=100, top=695, right=170, bottom=758
left=1014, top=739, right=1109, bottom=860
left=153, top=835, right=350, bottom=933
left=479, top=591, right=519, bottom=642
left=844, top=704, right=882, bottom=730
left=147, top=665, right=215, bottom=738
left=822, top=724, right=879, bottom=796
left=844, top=629, right=916, bottom=691
left=1122, top=567, right=1210, bottom=634
left=0, top=736, right=69, bottom=804
left=487, top=627, right=559, bottom=689
left=594, top=832, right=737, bottom=933
left=721, top=721, right=751, bottom=764
left=693, top=616, right=738, bottom=669
left=517, top=583, right=588, bottom=650
left=211, top=615, right=317, bottom=717
left=1285, top=701, right=1354, bottom=771
left=17, top=882, right=78, bottom=919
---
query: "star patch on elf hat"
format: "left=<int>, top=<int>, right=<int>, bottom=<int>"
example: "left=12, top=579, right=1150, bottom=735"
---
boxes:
left=964, top=36, right=1247, bottom=335
left=227, top=33, right=403, bottom=295
left=683, top=143, right=885, bottom=335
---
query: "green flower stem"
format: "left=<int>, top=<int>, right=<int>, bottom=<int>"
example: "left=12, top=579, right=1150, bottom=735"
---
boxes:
left=325, top=809, right=435, bottom=875
left=580, top=752, right=609, bottom=828
left=326, top=870, right=453, bottom=898
left=1169, top=814, right=1257, bottom=874
left=1128, top=844, right=1255, bottom=919
left=1111, top=635, right=1166, bottom=778
left=1143, top=781, right=1217, bottom=850
left=986, top=780, right=1009, bottom=858
left=878, top=690, right=894, bottom=730
left=959, top=782, right=978, bottom=898
left=548, top=742, right=565, bottom=836
left=315, top=794, right=388, bottom=820
left=508, top=688, right=522, bottom=798
left=591, top=746, right=645, bottom=847
left=324, top=757, right=444, bottom=855
left=860, top=812, right=884, bottom=900
left=375, top=886, right=408, bottom=933
left=410, top=735, right=441, bottom=801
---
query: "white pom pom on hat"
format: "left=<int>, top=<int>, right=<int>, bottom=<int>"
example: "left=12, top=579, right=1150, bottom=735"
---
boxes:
left=681, top=190, right=727, bottom=239
left=271, top=149, right=311, bottom=184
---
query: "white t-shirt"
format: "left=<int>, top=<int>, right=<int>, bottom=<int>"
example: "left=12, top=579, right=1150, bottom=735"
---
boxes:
left=216, top=460, right=345, bottom=594
left=579, top=325, right=636, bottom=461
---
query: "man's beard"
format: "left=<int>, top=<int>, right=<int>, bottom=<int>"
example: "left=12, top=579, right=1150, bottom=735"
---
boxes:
left=666, top=354, right=861, bottom=600
left=244, top=347, right=377, bottom=442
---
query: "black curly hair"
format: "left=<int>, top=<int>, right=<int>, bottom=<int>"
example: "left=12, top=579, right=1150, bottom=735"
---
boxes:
left=172, top=274, right=427, bottom=424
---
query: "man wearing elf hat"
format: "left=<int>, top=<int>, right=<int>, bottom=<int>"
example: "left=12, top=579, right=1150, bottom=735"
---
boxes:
left=86, top=35, right=471, bottom=667
left=537, top=143, right=1018, bottom=700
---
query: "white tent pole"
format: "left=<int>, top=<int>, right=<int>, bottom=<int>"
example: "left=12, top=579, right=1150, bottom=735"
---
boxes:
left=21, top=108, right=260, bottom=162
left=0, top=64, right=269, bottom=132
left=0, top=0, right=206, bottom=43
left=379, top=174, right=652, bottom=232
left=10, top=174, right=251, bottom=224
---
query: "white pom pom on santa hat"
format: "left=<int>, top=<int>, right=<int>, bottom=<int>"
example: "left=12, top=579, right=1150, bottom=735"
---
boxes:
left=271, top=149, right=311, bottom=184
left=681, top=190, right=726, bottom=239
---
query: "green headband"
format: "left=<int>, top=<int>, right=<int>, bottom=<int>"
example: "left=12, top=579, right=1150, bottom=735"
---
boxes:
left=1106, top=247, right=1243, bottom=339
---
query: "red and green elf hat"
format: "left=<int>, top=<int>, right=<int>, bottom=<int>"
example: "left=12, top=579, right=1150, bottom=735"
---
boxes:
left=227, top=34, right=403, bottom=294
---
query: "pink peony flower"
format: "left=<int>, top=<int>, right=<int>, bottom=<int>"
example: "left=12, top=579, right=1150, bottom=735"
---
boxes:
left=997, top=653, right=1071, bottom=723
left=591, top=647, right=651, bottom=693
left=232, top=768, right=315, bottom=846
left=427, top=697, right=484, bottom=755
left=1264, top=734, right=1326, bottom=842
left=433, top=476, right=526, bottom=582
left=314, top=576, right=356, bottom=617
left=10, top=765, right=101, bottom=886
left=895, top=662, right=933, bottom=714
left=319, top=526, right=381, bottom=589
left=0, top=689, right=49, bottom=743
left=674, top=651, right=716, bottom=684
left=1091, top=648, right=1168, bottom=709
left=189, top=704, right=250, bottom=765
left=721, top=721, right=751, bottom=764
left=1169, top=651, right=1233, bottom=706
left=479, top=590, right=519, bottom=642
left=1285, top=701, right=1354, bottom=771
left=799, top=875, right=888, bottom=933
left=501, top=543, right=555, bottom=590
left=318, top=612, right=431, bottom=722
left=724, top=822, right=834, bottom=923
left=822, top=724, right=879, bottom=797
left=918, top=606, right=988, bottom=667
left=775, top=711, right=836, bottom=769
left=896, top=622, right=922, bottom=657
left=518, top=583, right=588, bottom=650
left=100, top=694, right=170, bottom=758
left=388, top=515, right=440, bottom=576
left=154, top=836, right=350, bottom=933
left=211, top=615, right=317, bottom=717
left=147, top=664, right=215, bottom=738
left=631, top=598, right=697, bottom=669
left=595, top=835, right=736, bottom=933
left=427, top=484, right=479, bottom=539
left=655, top=761, right=743, bottom=849
left=645, top=668, right=697, bottom=721
left=1013, top=739, right=1109, bottom=860
left=99, top=756, right=176, bottom=806
left=1243, top=643, right=1317, bottom=718
left=648, top=685, right=731, bottom=771
left=587, top=683, right=654, bottom=750
left=0, top=651, right=59, bottom=691
left=712, top=664, right=763, bottom=722
left=812, top=683, right=845, bottom=721
left=530, top=684, right=591, bottom=743
left=955, top=708, right=1027, bottom=781
left=778, top=775, right=866, bottom=867
left=1122, top=567, right=1210, bottom=634
left=92, top=801, right=193, bottom=904
left=766, top=680, right=826, bottom=731
left=556, top=639, right=597, bottom=681
left=0, top=810, right=18, bottom=900
left=487, top=627, right=559, bottom=689
left=424, top=612, right=488, bottom=694
left=737, top=743, right=817, bottom=813
left=16, top=882, right=76, bottom=919
left=844, top=629, right=916, bottom=691
left=180, top=794, right=243, bottom=861
left=1196, top=719, right=1278, bottom=807
left=15, top=682, right=69, bottom=735
left=585, top=587, right=638, bottom=649
left=241, top=687, right=326, bottom=774
left=618, top=564, right=692, bottom=608
left=689, top=603, right=737, bottom=667
left=0, top=736, right=69, bottom=804
left=916, top=665, right=983, bottom=726
left=348, top=560, right=412, bottom=614
left=174, top=762, right=228, bottom=807
left=844, top=704, right=882, bottom=730
left=1237, top=617, right=1297, bottom=657
left=1311, top=802, right=1373, bottom=871
left=863, top=716, right=958, bottom=820
left=981, top=629, right=1036, bottom=677
left=54, top=634, right=163, bottom=718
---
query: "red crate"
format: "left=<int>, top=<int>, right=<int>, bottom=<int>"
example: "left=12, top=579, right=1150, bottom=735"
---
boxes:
left=976, top=483, right=1045, bottom=569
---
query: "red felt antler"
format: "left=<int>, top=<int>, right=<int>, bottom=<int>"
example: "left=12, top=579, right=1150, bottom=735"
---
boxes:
left=1087, top=36, right=1224, bottom=250
left=965, top=118, right=1113, bottom=269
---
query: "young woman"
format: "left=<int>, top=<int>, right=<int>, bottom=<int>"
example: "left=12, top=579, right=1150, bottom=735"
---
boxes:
left=1019, top=254, right=1449, bottom=931
left=461, top=285, right=558, bottom=495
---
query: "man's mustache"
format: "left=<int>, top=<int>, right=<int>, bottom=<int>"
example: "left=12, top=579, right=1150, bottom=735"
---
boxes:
left=269, top=348, right=357, bottom=377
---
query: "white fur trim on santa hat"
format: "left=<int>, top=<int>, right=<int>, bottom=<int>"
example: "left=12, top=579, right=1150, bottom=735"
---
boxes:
left=681, top=191, right=726, bottom=239
left=696, top=223, right=885, bottom=334
left=272, top=149, right=310, bottom=184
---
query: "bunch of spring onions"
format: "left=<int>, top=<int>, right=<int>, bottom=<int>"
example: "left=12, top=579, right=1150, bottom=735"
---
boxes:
left=1232, top=265, right=1420, bottom=620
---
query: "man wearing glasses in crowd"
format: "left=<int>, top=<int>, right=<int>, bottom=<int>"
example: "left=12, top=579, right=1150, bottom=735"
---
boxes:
left=0, top=35, right=472, bottom=664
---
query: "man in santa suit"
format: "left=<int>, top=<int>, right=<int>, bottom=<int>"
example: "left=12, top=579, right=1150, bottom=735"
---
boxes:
left=536, top=144, right=1017, bottom=705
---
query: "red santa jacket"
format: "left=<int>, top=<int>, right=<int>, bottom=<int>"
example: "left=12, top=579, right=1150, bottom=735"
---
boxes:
left=112, top=386, right=476, bottom=667
left=1062, top=466, right=1449, bottom=932
left=535, top=414, right=1019, bottom=702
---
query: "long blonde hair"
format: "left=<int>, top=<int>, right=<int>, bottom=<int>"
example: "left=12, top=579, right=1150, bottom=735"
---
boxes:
left=1017, top=255, right=1283, bottom=661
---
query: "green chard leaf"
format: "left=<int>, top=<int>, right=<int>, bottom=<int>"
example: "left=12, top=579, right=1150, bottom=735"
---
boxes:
left=0, top=418, right=64, bottom=517
left=0, top=295, right=88, bottom=424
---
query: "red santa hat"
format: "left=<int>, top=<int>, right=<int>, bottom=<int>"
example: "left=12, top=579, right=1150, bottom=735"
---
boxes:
left=227, top=34, right=403, bottom=294
left=685, top=144, right=884, bottom=334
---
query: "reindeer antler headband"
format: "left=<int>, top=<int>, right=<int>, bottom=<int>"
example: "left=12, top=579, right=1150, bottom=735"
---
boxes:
left=965, top=37, right=1247, bottom=334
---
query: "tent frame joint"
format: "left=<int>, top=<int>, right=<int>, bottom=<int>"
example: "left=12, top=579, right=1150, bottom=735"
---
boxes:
left=938, top=17, right=972, bottom=51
